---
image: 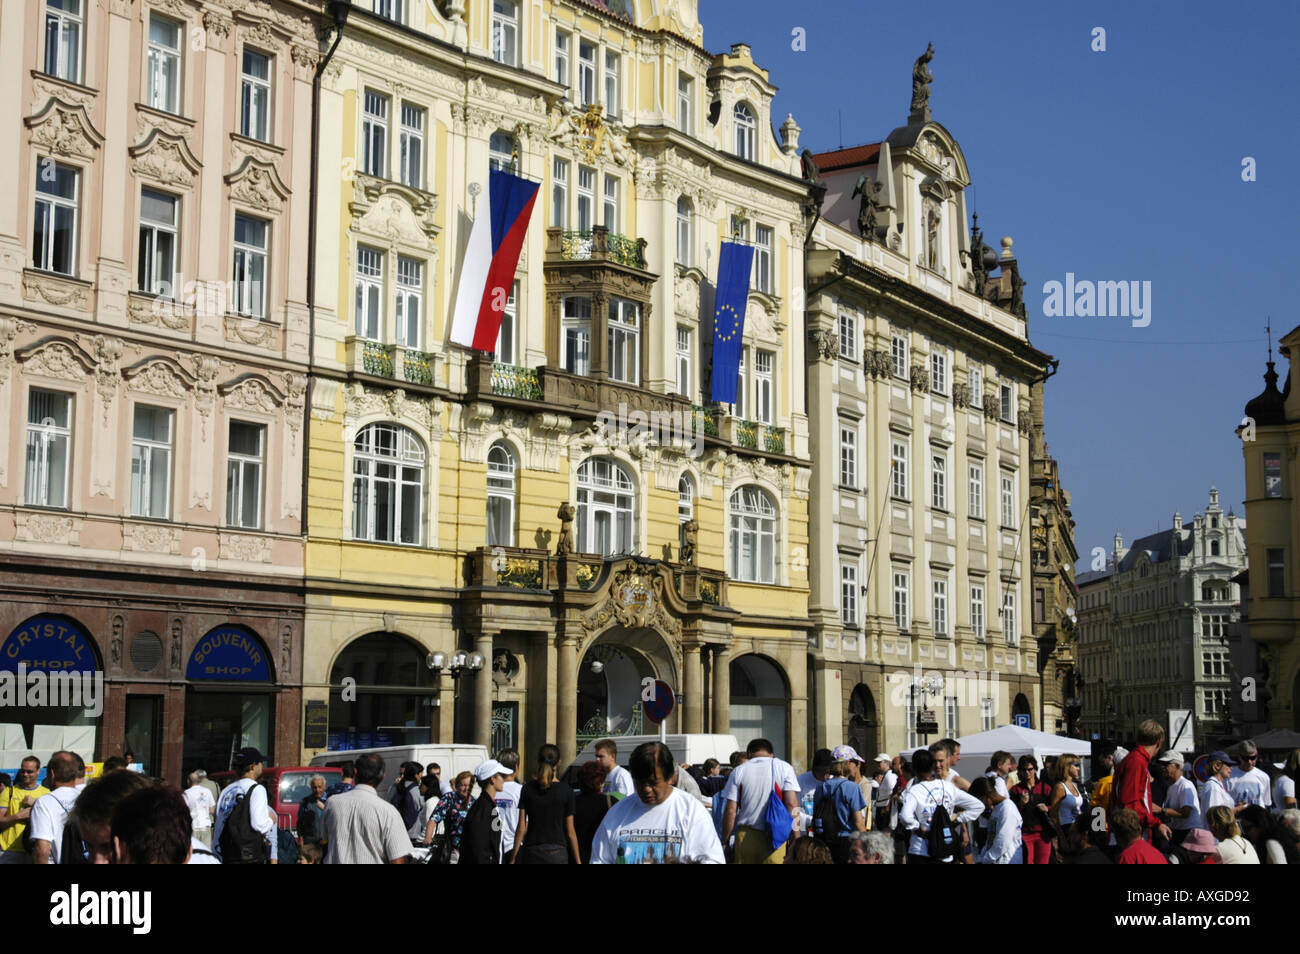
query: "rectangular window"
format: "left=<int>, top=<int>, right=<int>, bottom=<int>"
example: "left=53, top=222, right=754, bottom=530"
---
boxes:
left=676, top=326, right=691, bottom=398
left=754, top=225, right=773, bottom=293
left=1204, top=614, right=1228, bottom=639
left=1202, top=689, right=1228, bottom=717
left=754, top=350, right=773, bottom=424
left=551, top=159, right=569, bottom=228
left=395, top=256, right=422, bottom=349
left=1000, top=382, right=1015, bottom=423
left=603, top=175, right=619, bottom=231
left=240, top=48, right=272, bottom=142
left=930, top=349, right=947, bottom=395
left=891, top=439, right=908, bottom=500
left=677, top=73, right=692, bottom=133
left=839, top=313, right=857, bottom=361
left=968, top=460, right=984, bottom=519
left=399, top=103, right=425, bottom=189
left=1000, top=473, right=1016, bottom=528
left=607, top=297, right=639, bottom=385
left=969, top=367, right=983, bottom=407
left=494, top=282, right=517, bottom=364
left=734, top=348, right=746, bottom=419
left=578, top=41, right=596, bottom=106
left=1003, top=588, right=1017, bottom=646
left=891, top=334, right=908, bottom=379
left=131, top=404, right=173, bottom=519
left=1268, top=547, right=1285, bottom=597
left=492, top=0, right=518, bottom=67
left=577, top=166, right=594, bottom=232
left=362, top=90, right=388, bottom=178
left=225, top=420, right=264, bottom=529
left=232, top=213, right=268, bottom=319
left=970, top=583, right=986, bottom=640
left=137, top=188, right=178, bottom=295
left=33, top=160, right=79, bottom=276
left=25, top=389, right=72, bottom=509
left=905, top=694, right=919, bottom=750
left=1265, top=452, right=1283, bottom=498
left=146, top=14, right=182, bottom=114
left=604, top=51, right=620, bottom=119
left=945, top=695, right=958, bottom=736
left=931, top=454, right=947, bottom=510
left=981, top=696, right=994, bottom=732
left=1034, top=587, right=1045, bottom=623
left=839, top=423, right=857, bottom=489
left=354, top=246, right=383, bottom=340
left=555, top=30, right=570, bottom=88
left=841, top=562, right=858, bottom=626
left=933, top=577, right=948, bottom=636
left=372, top=0, right=406, bottom=22
left=893, top=569, right=910, bottom=633
left=676, top=199, right=691, bottom=265
left=44, top=0, right=83, bottom=84
left=563, top=297, right=591, bottom=375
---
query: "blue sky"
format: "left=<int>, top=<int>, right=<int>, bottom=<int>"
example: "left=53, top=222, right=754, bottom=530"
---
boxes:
left=698, top=0, right=1300, bottom=567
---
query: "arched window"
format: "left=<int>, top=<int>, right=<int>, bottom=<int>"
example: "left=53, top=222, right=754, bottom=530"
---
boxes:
left=730, top=485, right=776, bottom=583
left=577, top=457, right=635, bottom=556
left=486, top=441, right=516, bottom=547
left=734, top=103, right=755, bottom=160
left=676, top=196, right=692, bottom=265
left=678, top=473, right=694, bottom=552
left=489, top=131, right=516, bottom=172
left=352, top=423, right=425, bottom=545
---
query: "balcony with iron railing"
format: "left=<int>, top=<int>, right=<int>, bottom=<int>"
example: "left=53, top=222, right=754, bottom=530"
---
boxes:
left=344, top=337, right=442, bottom=386
left=546, top=225, right=649, bottom=270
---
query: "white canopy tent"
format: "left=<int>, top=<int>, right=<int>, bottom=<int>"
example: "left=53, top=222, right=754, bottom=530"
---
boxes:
left=906, top=725, right=1093, bottom=776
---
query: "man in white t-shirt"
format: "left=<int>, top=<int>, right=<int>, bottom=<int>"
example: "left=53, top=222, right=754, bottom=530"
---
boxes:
left=495, top=748, right=523, bottom=863
left=29, top=751, right=81, bottom=864
left=1274, top=769, right=1297, bottom=815
left=794, top=749, right=833, bottom=833
left=899, top=748, right=984, bottom=864
left=719, top=738, right=800, bottom=864
left=1155, top=750, right=1203, bottom=843
left=183, top=771, right=217, bottom=847
left=591, top=742, right=723, bottom=864
left=212, top=747, right=278, bottom=863
left=1228, top=740, right=1273, bottom=809
left=594, top=739, right=634, bottom=798
left=873, top=753, right=896, bottom=830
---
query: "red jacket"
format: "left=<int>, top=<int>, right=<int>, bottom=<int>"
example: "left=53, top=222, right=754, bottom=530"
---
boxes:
left=1117, top=839, right=1168, bottom=864
left=1109, top=746, right=1160, bottom=836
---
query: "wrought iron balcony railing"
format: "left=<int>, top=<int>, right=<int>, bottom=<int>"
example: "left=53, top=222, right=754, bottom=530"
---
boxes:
left=491, top=362, right=542, bottom=400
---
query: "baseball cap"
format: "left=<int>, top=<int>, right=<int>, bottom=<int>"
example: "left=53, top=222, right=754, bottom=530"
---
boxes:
left=1154, top=750, right=1183, bottom=765
left=1209, top=750, right=1238, bottom=766
left=1113, top=746, right=1129, bottom=762
left=811, top=748, right=834, bottom=770
left=874, top=752, right=893, bottom=763
left=234, top=747, right=266, bottom=766
left=474, top=759, right=511, bottom=781
left=832, top=744, right=866, bottom=763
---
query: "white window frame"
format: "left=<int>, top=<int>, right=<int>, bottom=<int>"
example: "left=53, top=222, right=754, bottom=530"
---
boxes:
left=354, top=246, right=383, bottom=341
left=933, top=576, right=948, bottom=636
left=969, top=367, right=983, bottom=407
left=489, top=131, right=515, bottom=173
left=839, top=423, right=857, bottom=489
left=240, top=47, right=272, bottom=143
left=563, top=296, right=591, bottom=375
left=362, top=90, right=389, bottom=178
left=981, top=696, right=994, bottom=732
left=1000, top=382, right=1015, bottom=423
left=25, top=389, right=72, bottom=509
left=893, top=568, right=911, bottom=633
left=551, top=158, right=569, bottom=229
left=729, top=486, right=777, bottom=585
left=352, top=423, right=425, bottom=546
left=577, top=165, right=594, bottom=231
left=604, top=50, right=620, bottom=119
left=607, top=296, right=639, bottom=385
left=577, top=457, right=635, bottom=557
left=754, top=350, right=773, bottom=424
left=146, top=14, right=182, bottom=115
left=555, top=29, right=570, bottom=88
left=945, top=695, right=958, bottom=736
left=1003, top=588, right=1018, bottom=646
left=841, top=561, right=859, bottom=627
left=225, top=420, right=265, bottom=530
left=137, top=188, right=178, bottom=296
left=43, top=0, right=83, bottom=84
left=930, top=348, right=948, bottom=395
left=491, top=0, right=518, bottom=67
left=33, top=159, right=79, bottom=276
left=372, top=0, right=407, bottom=23
left=232, top=213, right=268, bottom=319
left=578, top=40, right=596, bottom=107
left=839, top=312, right=857, bottom=362
left=754, top=225, right=773, bottom=293
left=676, top=325, right=692, bottom=398
left=396, top=255, right=423, bottom=349
left=130, top=404, right=174, bottom=520
left=603, top=174, right=619, bottom=231
left=1000, top=473, right=1016, bottom=528
left=931, top=453, right=947, bottom=511
left=971, top=583, right=986, bottom=641
left=677, top=72, right=692, bottom=134
left=494, top=281, right=517, bottom=364
left=399, top=103, right=425, bottom=190
left=891, top=439, right=909, bottom=500
left=486, top=441, right=517, bottom=547
left=676, top=197, right=692, bottom=265
left=891, top=334, right=909, bottom=379
left=968, top=460, right=984, bottom=519
left=734, top=348, right=746, bottom=419
left=734, top=102, right=755, bottom=160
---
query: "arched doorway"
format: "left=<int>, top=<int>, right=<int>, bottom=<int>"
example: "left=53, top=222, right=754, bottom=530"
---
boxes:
left=182, top=625, right=275, bottom=773
left=1012, top=692, right=1032, bottom=729
left=730, top=654, right=789, bottom=758
left=327, top=632, right=436, bottom=749
left=848, top=684, right=878, bottom=759
left=577, top=627, right=674, bottom=745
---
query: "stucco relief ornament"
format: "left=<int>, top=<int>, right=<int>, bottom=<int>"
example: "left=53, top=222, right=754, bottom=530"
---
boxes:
left=191, top=353, right=222, bottom=440
left=93, top=335, right=124, bottom=425
left=131, top=361, right=189, bottom=398
left=24, top=342, right=87, bottom=381
left=225, top=377, right=277, bottom=412
left=952, top=382, right=971, bottom=408
left=808, top=329, right=838, bottom=361
left=909, top=365, right=931, bottom=393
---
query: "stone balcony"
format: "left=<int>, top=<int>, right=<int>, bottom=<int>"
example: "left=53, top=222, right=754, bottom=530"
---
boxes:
left=546, top=225, right=648, bottom=270
left=344, top=336, right=440, bottom=386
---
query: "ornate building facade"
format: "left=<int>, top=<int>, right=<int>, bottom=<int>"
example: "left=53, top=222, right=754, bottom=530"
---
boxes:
left=0, top=0, right=317, bottom=780
left=302, top=0, right=814, bottom=767
left=802, top=61, right=1056, bottom=757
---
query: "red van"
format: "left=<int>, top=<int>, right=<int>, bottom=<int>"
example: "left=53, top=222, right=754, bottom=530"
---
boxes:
left=260, top=766, right=342, bottom=832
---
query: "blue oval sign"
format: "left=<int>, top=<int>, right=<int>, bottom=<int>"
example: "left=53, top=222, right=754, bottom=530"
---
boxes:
left=186, top=626, right=271, bottom=682
left=643, top=679, right=675, bottom=724
left=1, top=615, right=98, bottom=673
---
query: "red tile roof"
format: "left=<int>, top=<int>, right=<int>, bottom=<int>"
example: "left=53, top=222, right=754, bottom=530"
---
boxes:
left=571, top=0, right=632, bottom=22
left=811, top=142, right=882, bottom=172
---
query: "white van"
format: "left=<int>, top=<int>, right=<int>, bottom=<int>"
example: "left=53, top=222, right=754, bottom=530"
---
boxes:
left=567, top=734, right=740, bottom=775
left=308, top=744, right=489, bottom=800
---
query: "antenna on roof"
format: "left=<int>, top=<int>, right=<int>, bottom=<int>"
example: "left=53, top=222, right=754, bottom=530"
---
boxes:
left=1267, top=316, right=1273, bottom=361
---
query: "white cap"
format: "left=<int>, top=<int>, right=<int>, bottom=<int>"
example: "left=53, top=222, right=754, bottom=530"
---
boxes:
left=473, top=759, right=511, bottom=781
left=874, top=753, right=893, bottom=763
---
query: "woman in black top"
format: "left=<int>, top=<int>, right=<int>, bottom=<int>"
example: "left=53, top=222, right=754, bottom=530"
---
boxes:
left=512, top=744, right=582, bottom=864
left=572, top=761, right=614, bottom=864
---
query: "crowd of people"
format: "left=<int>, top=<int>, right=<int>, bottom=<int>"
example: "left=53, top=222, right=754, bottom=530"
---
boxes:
left=1, top=721, right=1296, bottom=864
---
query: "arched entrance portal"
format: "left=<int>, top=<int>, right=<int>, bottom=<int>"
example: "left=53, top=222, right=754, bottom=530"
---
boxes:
left=1012, top=692, right=1032, bottom=729
left=577, top=626, right=676, bottom=745
left=730, top=654, right=789, bottom=758
left=328, top=632, right=436, bottom=750
left=848, top=684, right=878, bottom=760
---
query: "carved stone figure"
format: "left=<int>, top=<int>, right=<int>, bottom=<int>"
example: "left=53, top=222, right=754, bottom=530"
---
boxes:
left=556, top=501, right=576, bottom=555
left=680, top=519, right=699, bottom=566
left=852, top=173, right=882, bottom=239
left=910, top=43, right=935, bottom=119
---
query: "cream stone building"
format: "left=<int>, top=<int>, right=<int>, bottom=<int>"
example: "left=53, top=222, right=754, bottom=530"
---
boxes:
left=802, top=69, right=1056, bottom=757
left=302, top=0, right=814, bottom=767
left=0, top=0, right=318, bottom=780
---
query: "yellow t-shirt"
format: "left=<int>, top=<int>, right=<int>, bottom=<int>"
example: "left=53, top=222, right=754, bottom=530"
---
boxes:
left=1090, top=774, right=1113, bottom=829
left=0, top=784, right=51, bottom=853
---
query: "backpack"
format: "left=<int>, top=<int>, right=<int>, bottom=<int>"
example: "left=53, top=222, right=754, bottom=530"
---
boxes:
left=812, top=780, right=843, bottom=846
left=218, top=787, right=269, bottom=864
left=391, top=781, right=420, bottom=830
left=925, top=785, right=963, bottom=861
left=762, top=760, right=794, bottom=851
left=59, top=802, right=88, bottom=865
left=276, top=828, right=299, bottom=865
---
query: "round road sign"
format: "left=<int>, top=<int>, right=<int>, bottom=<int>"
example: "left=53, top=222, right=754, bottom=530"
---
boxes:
left=643, top=679, right=675, bottom=723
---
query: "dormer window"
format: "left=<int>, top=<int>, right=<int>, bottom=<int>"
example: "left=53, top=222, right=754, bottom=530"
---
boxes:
left=734, top=103, right=755, bottom=161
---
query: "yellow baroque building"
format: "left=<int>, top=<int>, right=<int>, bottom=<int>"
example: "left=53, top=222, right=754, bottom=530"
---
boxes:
left=302, top=0, right=813, bottom=767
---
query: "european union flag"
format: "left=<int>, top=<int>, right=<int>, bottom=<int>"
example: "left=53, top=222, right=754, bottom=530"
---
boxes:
left=710, top=241, right=754, bottom=404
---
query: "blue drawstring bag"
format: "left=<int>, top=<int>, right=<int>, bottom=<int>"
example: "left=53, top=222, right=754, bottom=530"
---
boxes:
left=763, top=758, right=793, bottom=850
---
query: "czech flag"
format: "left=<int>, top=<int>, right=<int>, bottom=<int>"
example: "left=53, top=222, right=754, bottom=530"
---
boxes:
left=709, top=241, right=754, bottom=404
left=450, top=167, right=540, bottom=352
